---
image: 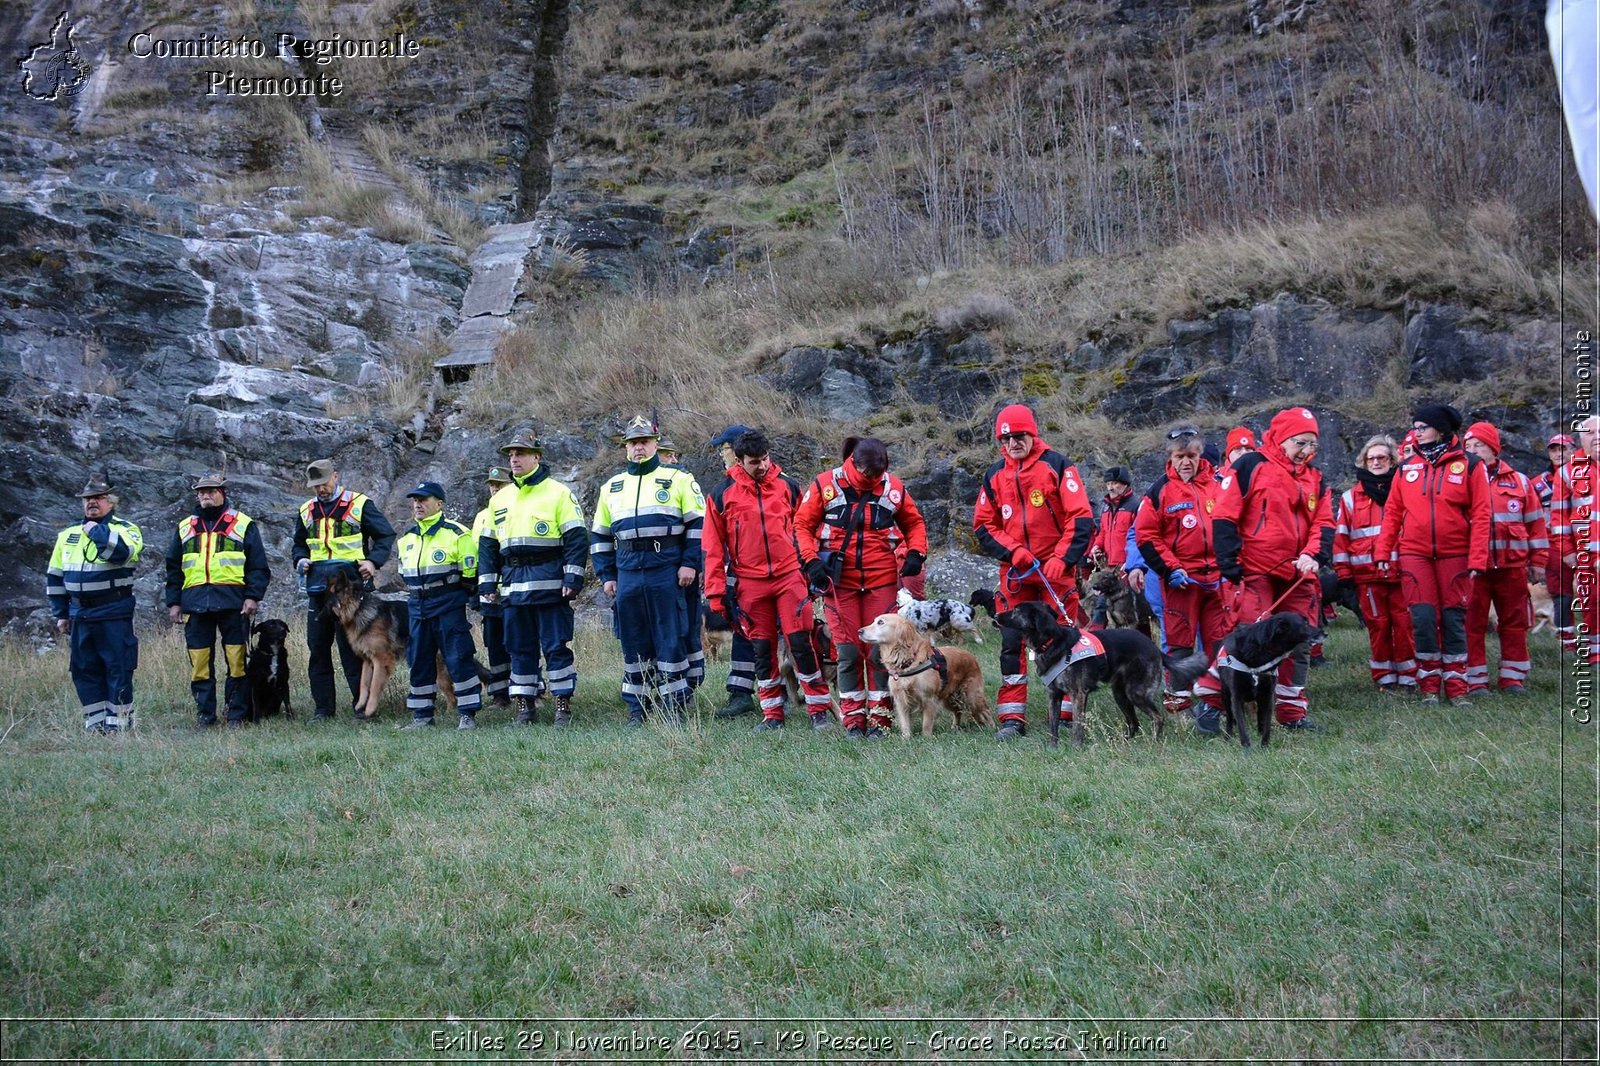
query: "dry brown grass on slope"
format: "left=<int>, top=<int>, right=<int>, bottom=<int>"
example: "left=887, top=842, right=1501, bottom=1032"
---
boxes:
left=458, top=202, right=1591, bottom=480
left=462, top=243, right=906, bottom=448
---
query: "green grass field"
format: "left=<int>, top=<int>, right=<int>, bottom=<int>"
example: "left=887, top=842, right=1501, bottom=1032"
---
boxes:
left=0, top=617, right=1593, bottom=1062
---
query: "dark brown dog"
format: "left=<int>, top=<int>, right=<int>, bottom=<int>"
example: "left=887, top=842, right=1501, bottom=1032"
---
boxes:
left=996, top=600, right=1206, bottom=747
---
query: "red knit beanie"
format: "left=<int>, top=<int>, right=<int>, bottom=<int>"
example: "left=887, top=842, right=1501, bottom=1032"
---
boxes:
left=1464, top=421, right=1501, bottom=455
left=1269, top=406, right=1319, bottom=442
left=994, top=404, right=1039, bottom=439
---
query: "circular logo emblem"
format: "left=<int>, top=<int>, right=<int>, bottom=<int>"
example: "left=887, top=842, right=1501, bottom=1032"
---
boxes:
left=1181, top=514, right=1198, bottom=529
left=1065, top=479, right=1079, bottom=494
left=890, top=489, right=902, bottom=504
left=1220, top=476, right=1232, bottom=490
left=1001, top=504, right=1013, bottom=520
left=1029, top=489, right=1045, bottom=508
left=655, top=489, right=670, bottom=503
left=534, top=521, right=550, bottom=536
left=1508, top=499, right=1521, bottom=513
left=1450, top=461, right=1465, bottom=474
left=1000, top=421, right=1011, bottom=434
left=431, top=549, right=446, bottom=563
left=1406, top=470, right=1420, bottom=482
left=822, top=486, right=835, bottom=501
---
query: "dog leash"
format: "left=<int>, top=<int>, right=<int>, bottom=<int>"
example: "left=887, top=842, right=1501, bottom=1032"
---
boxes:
left=1252, top=570, right=1312, bottom=624
left=1006, top=561, right=1074, bottom=622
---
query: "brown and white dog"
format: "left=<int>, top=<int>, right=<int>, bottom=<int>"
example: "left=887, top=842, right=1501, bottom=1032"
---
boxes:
left=857, top=613, right=992, bottom=738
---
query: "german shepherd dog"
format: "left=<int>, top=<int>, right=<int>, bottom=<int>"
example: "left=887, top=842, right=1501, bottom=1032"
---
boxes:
left=323, top=570, right=454, bottom=720
left=1089, top=565, right=1154, bottom=635
left=245, top=618, right=292, bottom=722
left=996, top=601, right=1208, bottom=748
left=1215, top=611, right=1320, bottom=749
left=778, top=614, right=840, bottom=718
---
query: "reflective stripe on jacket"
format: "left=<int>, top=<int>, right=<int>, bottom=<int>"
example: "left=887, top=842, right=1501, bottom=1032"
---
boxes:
left=1483, top=461, right=1548, bottom=570
left=794, top=459, right=926, bottom=590
left=591, top=457, right=704, bottom=579
left=297, top=490, right=371, bottom=564
left=972, top=438, right=1094, bottom=568
left=479, top=466, right=588, bottom=605
left=1375, top=446, right=1491, bottom=569
left=164, top=508, right=270, bottom=613
left=1133, top=460, right=1220, bottom=582
left=47, top=513, right=143, bottom=620
left=1333, top=487, right=1394, bottom=583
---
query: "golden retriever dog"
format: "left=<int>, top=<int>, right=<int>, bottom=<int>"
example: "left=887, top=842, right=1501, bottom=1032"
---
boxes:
left=857, top=613, right=992, bottom=738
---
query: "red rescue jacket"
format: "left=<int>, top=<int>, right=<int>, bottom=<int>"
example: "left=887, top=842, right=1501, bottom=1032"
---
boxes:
left=794, top=458, right=927, bottom=591
left=972, top=438, right=1094, bottom=568
left=702, top=462, right=804, bottom=600
left=1093, top=489, right=1138, bottom=568
left=1482, top=459, right=1548, bottom=571
left=1548, top=450, right=1593, bottom=565
left=1333, top=484, right=1395, bottom=584
left=1213, top=439, right=1334, bottom=581
left=1375, top=443, right=1491, bottom=568
left=1133, top=459, right=1221, bottom=581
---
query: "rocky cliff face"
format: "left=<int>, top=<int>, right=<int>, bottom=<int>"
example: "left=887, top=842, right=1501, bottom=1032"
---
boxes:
left=0, top=0, right=1581, bottom=633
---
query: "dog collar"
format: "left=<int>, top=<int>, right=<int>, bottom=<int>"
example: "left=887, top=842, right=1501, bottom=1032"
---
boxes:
left=1216, top=649, right=1295, bottom=676
left=889, top=648, right=948, bottom=684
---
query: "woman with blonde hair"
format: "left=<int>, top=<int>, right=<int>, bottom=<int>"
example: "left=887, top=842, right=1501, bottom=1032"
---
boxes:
left=1333, top=434, right=1416, bottom=695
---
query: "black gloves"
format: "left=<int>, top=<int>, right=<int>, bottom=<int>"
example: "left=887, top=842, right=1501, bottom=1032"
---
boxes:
left=900, top=550, right=925, bottom=578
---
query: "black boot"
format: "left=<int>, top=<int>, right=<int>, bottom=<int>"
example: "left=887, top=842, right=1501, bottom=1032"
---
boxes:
left=553, top=696, right=572, bottom=727
left=715, top=692, right=757, bottom=719
left=513, top=697, right=535, bottom=725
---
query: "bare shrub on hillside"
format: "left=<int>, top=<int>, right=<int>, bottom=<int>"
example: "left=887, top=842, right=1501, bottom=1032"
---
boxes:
left=934, top=292, right=1017, bottom=333
left=835, top=0, right=1586, bottom=277
left=472, top=244, right=898, bottom=442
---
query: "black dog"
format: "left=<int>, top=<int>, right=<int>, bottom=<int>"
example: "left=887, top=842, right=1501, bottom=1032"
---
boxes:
left=968, top=588, right=998, bottom=621
left=1215, top=611, right=1321, bottom=749
left=245, top=618, right=292, bottom=721
left=996, top=600, right=1208, bottom=747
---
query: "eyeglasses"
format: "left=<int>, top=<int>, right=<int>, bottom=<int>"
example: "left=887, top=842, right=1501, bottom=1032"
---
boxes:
left=999, top=433, right=1030, bottom=444
left=1364, top=454, right=1392, bottom=465
left=1286, top=437, right=1319, bottom=451
left=1166, top=427, right=1200, bottom=441
left=1411, top=422, right=1430, bottom=431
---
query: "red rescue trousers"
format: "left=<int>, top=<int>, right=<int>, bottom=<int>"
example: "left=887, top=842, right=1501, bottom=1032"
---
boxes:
left=1465, top=568, right=1532, bottom=691
left=1234, top=573, right=1318, bottom=723
left=822, top=583, right=899, bottom=731
left=1356, top=581, right=1417, bottom=690
left=1398, top=554, right=1472, bottom=698
left=738, top=571, right=833, bottom=722
left=995, top=572, right=1081, bottom=724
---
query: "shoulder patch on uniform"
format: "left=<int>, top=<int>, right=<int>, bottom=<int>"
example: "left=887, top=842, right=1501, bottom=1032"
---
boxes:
left=609, top=480, right=624, bottom=493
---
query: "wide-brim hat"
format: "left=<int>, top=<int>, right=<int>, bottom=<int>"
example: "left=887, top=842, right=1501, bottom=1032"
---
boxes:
left=500, top=430, right=543, bottom=454
left=620, top=414, right=660, bottom=441
left=78, top=474, right=113, bottom=498
left=192, top=472, right=227, bottom=490
left=305, top=459, right=336, bottom=487
left=486, top=466, right=513, bottom=483
left=657, top=436, right=679, bottom=454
